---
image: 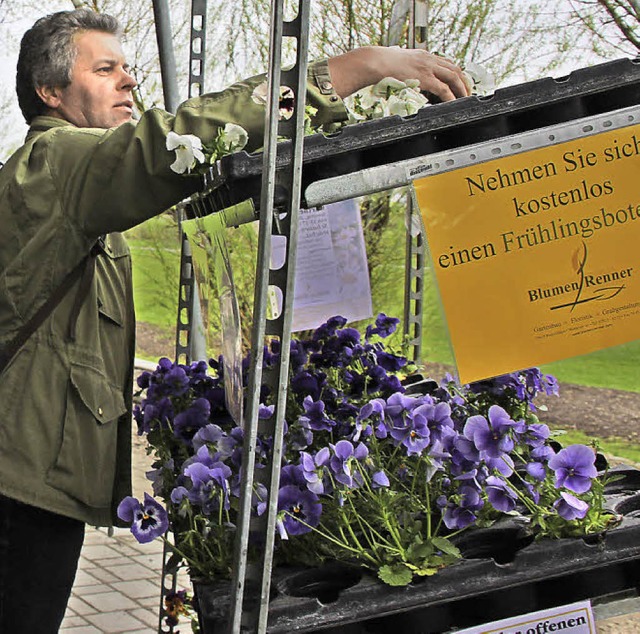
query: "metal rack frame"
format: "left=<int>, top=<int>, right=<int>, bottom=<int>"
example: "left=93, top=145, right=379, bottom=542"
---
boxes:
left=149, top=1, right=640, bottom=631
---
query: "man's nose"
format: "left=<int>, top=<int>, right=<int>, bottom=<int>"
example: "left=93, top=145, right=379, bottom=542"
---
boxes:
left=120, top=67, right=137, bottom=90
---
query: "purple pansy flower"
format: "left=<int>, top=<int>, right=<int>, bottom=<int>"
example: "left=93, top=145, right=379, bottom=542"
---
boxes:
left=414, top=401, right=454, bottom=444
left=298, top=395, right=335, bottom=432
left=389, top=409, right=431, bottom=456
left=525, top=423, right=551, bottom=448
left=372, top=470, right=390, bottom=488
left=277, top=485, right=322, bottom=537
left=173, top=397, right=211, bottom=445
left=374, top=350, right=407, bottom=372
left=312, top=315, right=348, bottom=340
left=526, top=461, right=547, bottom=481
left=464, top=405, right=516, bottom=459
left=554, top=491, right=589, bottom=520
left=485, top=475, right=518, bottom=512
left=117, top=493, right=169, bottom=544
left=300, top=447, right=330, bottom=494
left=442, top=485, right=484, bottom=530
left=365, top=313, right=400, bottom=339
left=329, top=440, right=368, bottom=487
left=192, top=424, right=225, bottom=454
left=548, top=444, right=597, bottom=494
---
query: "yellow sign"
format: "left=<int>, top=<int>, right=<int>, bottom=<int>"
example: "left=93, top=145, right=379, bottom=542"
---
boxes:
left=413, top=124, right=640, bottom=384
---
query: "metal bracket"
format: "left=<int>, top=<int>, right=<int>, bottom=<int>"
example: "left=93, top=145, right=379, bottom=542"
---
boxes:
left=402, top=0, right=430, bottom=363
left=304, top=104, right=640, bottom=206
left=158, top=2, right=210, bottom=632
left=227, top=2, right=311, bottom=632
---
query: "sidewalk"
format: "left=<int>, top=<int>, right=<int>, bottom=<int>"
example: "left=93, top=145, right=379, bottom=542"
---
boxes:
left=60, top=526, right=168, bottom=633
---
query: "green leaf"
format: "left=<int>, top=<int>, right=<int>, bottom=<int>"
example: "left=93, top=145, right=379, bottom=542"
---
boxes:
left=413, top=566, right=439, bottom=577
left=431, top=537, right=462, bottom=558
left=377, top=564, right=413, bottom=586
left=407, top=540, right=434, bottom=561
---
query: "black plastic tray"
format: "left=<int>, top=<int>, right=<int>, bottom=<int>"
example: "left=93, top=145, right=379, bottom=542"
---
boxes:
left=199, top=57, right=640, bottom=213
left=194, top=466, right=640, bottom=633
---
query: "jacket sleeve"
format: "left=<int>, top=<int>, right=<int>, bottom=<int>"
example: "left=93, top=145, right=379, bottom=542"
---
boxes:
left=45, top=59, right=348, bottom=240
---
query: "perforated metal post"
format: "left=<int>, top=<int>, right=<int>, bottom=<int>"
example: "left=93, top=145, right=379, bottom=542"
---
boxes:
left=188, top=0, right=207, bottom=98
left=157, top=2, right=209, bottom=632
left=173, top=0, right=209, bottom=366
left=227, top=1, right=310, bottom=632
left=403, top=0, right=430, bottom=363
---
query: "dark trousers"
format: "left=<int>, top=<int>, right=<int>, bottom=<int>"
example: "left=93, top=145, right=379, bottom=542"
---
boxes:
left=0, top=494, right=85, bottom=634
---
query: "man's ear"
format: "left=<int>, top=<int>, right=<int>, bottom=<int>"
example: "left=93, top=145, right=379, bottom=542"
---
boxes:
left=35, top=85, right=62, bottom=109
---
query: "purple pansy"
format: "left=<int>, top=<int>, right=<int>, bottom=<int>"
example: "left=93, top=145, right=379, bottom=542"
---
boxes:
left=485, top=475, right=518, bottom=512
left=365, top=313, right=400, bottom=339
left=117, top=493, right=169, bottom=544
left=548, top=444, right=597, bottom=494
left=389, top=409, right=431, bottom=456
left=554, top=491, right=589, bottom=520
left=329, top=440, right=368, bottom=487
left=300, top=447, right=330, bottom=494
left=374, top=350, right=407, bottom=372
left=372, top=470, right=390, bottom=488
left=298, top=396, right=335, bottom=432
left=442, top=485, right=484, bottom=530
left=526, top=461, right=547, bottom=481
left=277, top=485, right=322, bottom=537
left=173, top=397, right=211, bottom=445
left=464, top=405, right=516, bottom=459
left=524, top=423, right=551, bottom=448
left=192, top=423, right=225, bottom=454
left=414, top=401, right=454, bottom=444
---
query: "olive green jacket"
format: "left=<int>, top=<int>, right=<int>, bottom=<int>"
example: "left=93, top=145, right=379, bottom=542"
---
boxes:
left=0, top=61, right=347, bottom=526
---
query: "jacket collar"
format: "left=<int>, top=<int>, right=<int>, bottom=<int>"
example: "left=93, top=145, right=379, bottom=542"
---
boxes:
left=26, top=116, right=75, bottom=141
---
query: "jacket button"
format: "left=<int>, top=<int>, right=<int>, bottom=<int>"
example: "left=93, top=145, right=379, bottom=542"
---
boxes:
left=97, top=407, right=103, bottom=416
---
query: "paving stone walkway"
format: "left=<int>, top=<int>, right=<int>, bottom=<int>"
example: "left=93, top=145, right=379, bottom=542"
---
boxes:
left=60, top=526, right=168, bottom=633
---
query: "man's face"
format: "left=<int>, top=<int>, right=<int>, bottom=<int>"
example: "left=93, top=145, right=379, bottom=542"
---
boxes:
left=44, top=30, right=137, bottom=129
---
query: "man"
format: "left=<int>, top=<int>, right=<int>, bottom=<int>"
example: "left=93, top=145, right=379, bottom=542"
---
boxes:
left=0, top=9, right=469, bottom=632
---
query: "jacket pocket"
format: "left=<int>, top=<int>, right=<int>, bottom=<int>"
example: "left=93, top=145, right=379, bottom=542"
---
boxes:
left=46, top=361, right=126, bottom=508
left=97, top=297, right=124, bottom=327
left=96, top=244, right=129, bottom=328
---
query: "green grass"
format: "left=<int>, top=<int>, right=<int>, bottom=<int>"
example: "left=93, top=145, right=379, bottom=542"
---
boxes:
left=126, top=217, right=181, bottom=331
left=541, top=341, right=640, bottom=392
left=546, top=426, right=640, bottom=466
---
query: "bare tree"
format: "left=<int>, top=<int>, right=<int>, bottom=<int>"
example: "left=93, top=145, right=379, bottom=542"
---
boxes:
left=203, top=0, right=618, bottom=91
left=569, top=0, right=639, bottom=53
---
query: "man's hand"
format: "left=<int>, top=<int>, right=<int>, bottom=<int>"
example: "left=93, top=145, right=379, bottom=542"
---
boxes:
left=328, top=46, right=471, bottom=101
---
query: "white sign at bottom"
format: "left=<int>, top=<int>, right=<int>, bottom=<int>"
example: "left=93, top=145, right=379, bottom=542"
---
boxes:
left=454, top=600, right=596, bottom=634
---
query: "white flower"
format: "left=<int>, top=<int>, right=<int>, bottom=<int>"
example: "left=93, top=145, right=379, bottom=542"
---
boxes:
left=348, top=77, right=428, bottom=120
left=463, top=62, right=496, bottom=96
left=388, top=88, right=428, bottom=117
left=166, top=131, right=205, bottom=174
left=220, top=123, right=248, bottom=154
left=371, top=77, right=410, bottom=98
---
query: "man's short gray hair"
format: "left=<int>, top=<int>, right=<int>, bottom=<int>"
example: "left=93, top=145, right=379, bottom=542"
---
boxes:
left=17, top=10, right=121, bottom=124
